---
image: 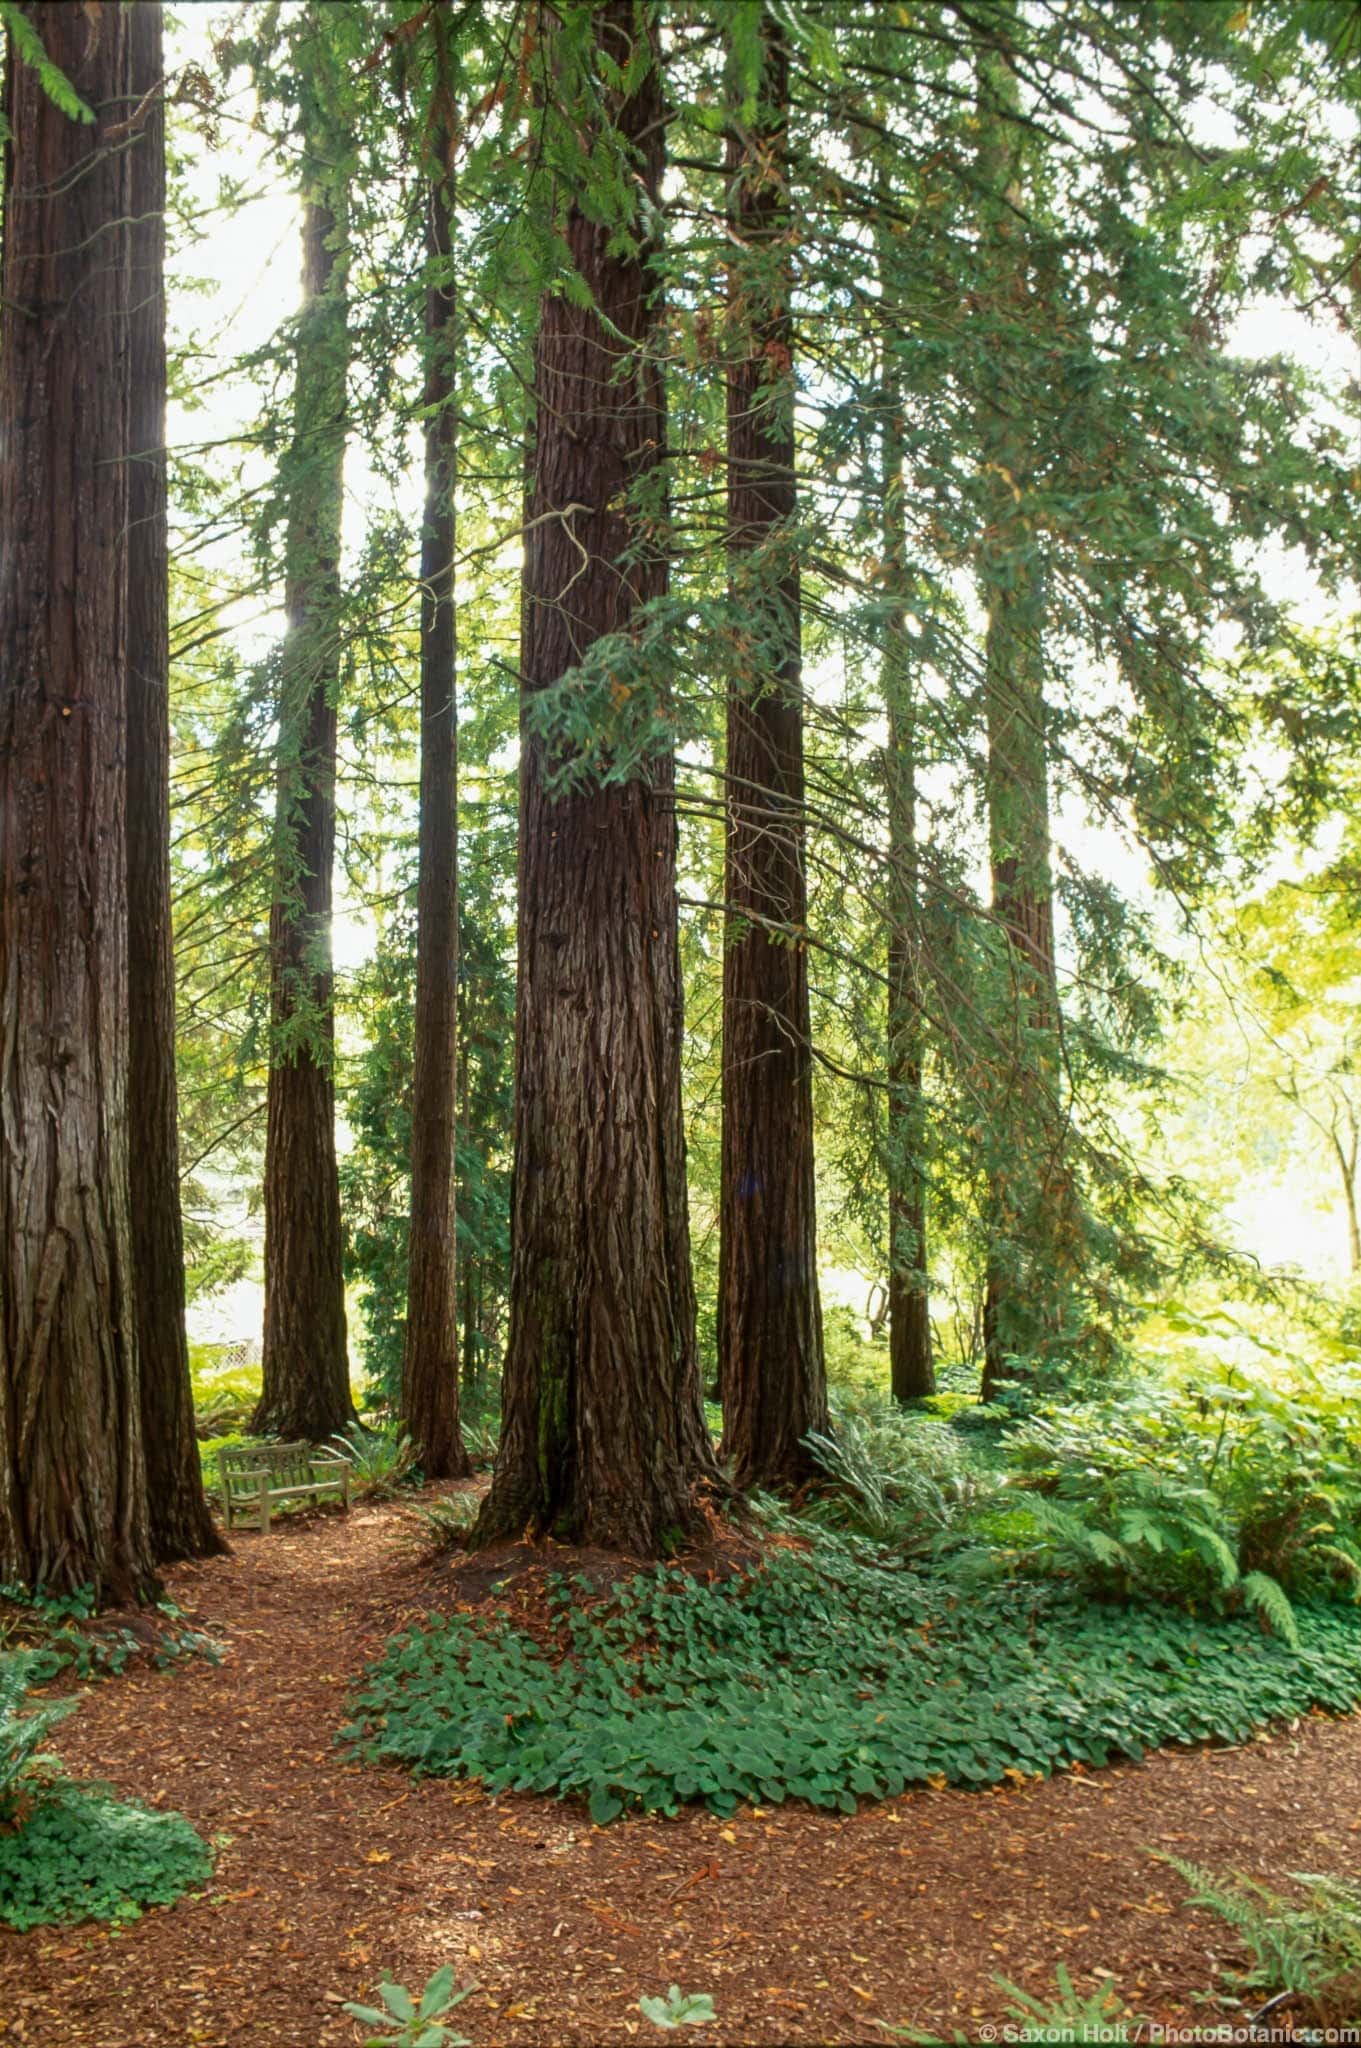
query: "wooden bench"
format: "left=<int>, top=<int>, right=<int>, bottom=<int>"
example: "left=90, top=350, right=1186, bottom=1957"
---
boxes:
left=216, top=1441, right=351, bottom=1532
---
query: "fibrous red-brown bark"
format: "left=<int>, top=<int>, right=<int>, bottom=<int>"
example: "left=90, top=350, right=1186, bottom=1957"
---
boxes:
left=256, top=158, right=353, bottom=1444
left=882, top=375, right=935, bottom=1406
left=0, top=2, right=156, bottom=1601
left=125, top=0, right=226, bottom=1559
left=402, top=72, right=469, bottom=1481
left=718, top=21, right=828, bottom=1490
left=473, top=0, right=716, bottom=1553
left=975, top=43, right=1076, bottom=1399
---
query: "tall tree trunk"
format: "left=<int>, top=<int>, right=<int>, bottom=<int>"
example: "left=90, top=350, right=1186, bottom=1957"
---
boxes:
left=1327, top=1118, right=1361, bottom=1275
left=975, top=42, right=1074, bottom=1401
left=881, top=364, right=935, bottom=1404
left=255, top=131, right=353, bottom=1443
left=125, top=0, right=226, bottom=1560
left=0, top=2, right=156, bottom=1602
left=473, top=0, right=716, bottom=1554
left=402, top=75, right=469, bottom=1480
left=718, top=19, right=828, bottom=1491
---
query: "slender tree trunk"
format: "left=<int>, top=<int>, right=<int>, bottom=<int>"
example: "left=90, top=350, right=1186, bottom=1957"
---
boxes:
left=718, top=19, right=828, bottom=1491
left=402, top=79, right=469, bottom=1480
left=473, top=0, right=716, bottom=1554
left=255, top=142, right=353, bottom=1443
left=975, top=42, right=1075, bottom=1401
left=1328, top=1121, right=1361, bottom=1275
left=125, top=0, right=226, bottom=1560
left=0, top=2, right=157, bottom=1602
left=881, top=367, right=935, bottom=1404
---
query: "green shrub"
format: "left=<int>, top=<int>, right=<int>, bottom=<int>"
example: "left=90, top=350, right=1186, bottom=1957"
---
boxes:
left=345, top=1531, right=1361, bottom=1825
left=821, top=1304, right=888, bottom=1394
left=461, top=1406, right=500, bottom=1471
left=188, top=1343, right=261, bottom=1439
left=0, top=1781, right=212, bottom=1930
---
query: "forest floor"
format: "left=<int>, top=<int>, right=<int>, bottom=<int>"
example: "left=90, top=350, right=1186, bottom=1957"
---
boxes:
left=2, top=1492, right=1359, bottom=2048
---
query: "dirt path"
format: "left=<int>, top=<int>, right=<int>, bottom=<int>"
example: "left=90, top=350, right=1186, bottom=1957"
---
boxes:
left=1, top=1496, right=1357, bottom=2046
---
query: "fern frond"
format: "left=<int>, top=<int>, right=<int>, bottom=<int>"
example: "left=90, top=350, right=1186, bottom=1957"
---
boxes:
left=1240, top=1571, right=1300, bottom=1646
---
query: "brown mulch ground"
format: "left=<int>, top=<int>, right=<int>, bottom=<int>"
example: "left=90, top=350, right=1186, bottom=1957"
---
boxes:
left=2, top=1493, right=1359, bottom=2047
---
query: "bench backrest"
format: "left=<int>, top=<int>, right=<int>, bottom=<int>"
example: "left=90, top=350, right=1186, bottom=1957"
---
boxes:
left=217, top=1441, right=321, bottom=1491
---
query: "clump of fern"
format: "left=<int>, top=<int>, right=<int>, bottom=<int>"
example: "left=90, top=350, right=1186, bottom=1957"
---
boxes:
left=959, top=1458, right=1302, bottom=1641
left=802, top=1400, right=996, bottom=1555
left=1163, top=1857, right=1361, bottom=2027
left=0, top=1653, right=74, bottom=1826
left=886, top=1964, right=1150, bottom=2043
left=410, top=1491, right=479, bottom=1556
left=327, top=1425, right=420, bottom=1501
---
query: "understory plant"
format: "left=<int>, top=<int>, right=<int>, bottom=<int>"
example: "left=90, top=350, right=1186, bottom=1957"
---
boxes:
left=811, top=1364, right=1361, bottom=1643
left=0, top=1650, right=211, bottom=1929
left=803, top=1399, right=997, bottom=1554
left=412, top=1491, right=479, bottom=1555
left=893, top=1964, right=1148, bottom=2044
left=640, top=1985, right=715, bottom=2029
left=345, top=1528, right=1361, bottom=1825
left=966, top=1363, right=1361, bottom=1630
left=1165, top=1858, right=1361, bottom=2026
left=343, top=1966, right=475, bottom=2047
left=328, top=1424, right=420, bottom=1500
left=0, top=1653, right=73, bottom=1822
left=0, top=1584, right=220, bottom=1684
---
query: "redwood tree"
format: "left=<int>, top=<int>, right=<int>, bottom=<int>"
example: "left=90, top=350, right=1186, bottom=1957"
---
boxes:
left=401, top=43, right=469, bottom=1481
left=0, top=2, right=156, bottom=1600
left=882, top=359, right=935, bottom=1405
left=126, top=0, right=225, bottom=1559
left=974, top=43, right=1075, bottom=1398
left=255, top=91, right=354, bottom=1443
left=718, top=18, right=828, bottom=1489
left=473, top=0, right=715, bottom=1553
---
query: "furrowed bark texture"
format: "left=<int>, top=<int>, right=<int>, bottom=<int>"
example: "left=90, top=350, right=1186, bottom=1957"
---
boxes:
left=881, top=370, right=935, bottom=1404
left=474, top=0, right=715, bottom=1553
left=256, top=151, right=353, bottom=1443
left=975, top=43, right=1075, bottom=1400
left=0, top=2, right=156, bottom=1600
left=402, top=95, right=469, bottom=1481
left=126, top=0, right=225, bottom=1560
left=718, top=21, right=828, bottom=1489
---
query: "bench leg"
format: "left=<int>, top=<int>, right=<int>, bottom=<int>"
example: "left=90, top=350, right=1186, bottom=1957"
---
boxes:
left=258, top=1480, right=270, bottom=1534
